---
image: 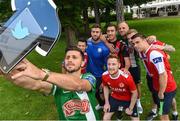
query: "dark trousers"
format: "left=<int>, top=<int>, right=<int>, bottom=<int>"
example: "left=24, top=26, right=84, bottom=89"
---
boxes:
left=95, top=77, right=105, bottom=106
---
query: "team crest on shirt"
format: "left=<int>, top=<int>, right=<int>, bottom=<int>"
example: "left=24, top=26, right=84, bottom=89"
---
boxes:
left=97, top=48, right=102, bottom=53
left=119, top=82, right=124, bottom=88
left=63, top=99, right=90, bottom=117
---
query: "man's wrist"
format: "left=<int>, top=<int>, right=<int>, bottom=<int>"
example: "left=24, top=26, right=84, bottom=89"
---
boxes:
left=41, top=68, right=50, bottom=81
left=128, top=107, right=133, bottom=111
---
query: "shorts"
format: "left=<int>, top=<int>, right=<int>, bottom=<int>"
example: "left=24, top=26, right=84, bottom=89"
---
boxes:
left=129, top=66, right=141, bottom=84
left=109, top=96, right=138, bottom=117
left=153, top=90, right=176, bottom=115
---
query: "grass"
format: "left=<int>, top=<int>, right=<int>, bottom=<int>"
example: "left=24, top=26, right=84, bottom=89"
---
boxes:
left=0, top=17, right=180, bottom=120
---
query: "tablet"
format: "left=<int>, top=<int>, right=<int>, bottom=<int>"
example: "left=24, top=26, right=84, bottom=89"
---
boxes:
left=0, top=8, right=43, bottom=73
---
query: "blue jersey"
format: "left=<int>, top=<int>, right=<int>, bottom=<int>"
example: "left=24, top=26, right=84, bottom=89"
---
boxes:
left=86, top=38, right=110, bottom=77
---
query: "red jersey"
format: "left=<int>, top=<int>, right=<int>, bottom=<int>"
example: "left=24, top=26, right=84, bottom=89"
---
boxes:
left=102, top=69, right=136, bottom=101
left=139, top=40, right=166, bottom=75
left=152, top=40, right=165, bottom=46
left=81, top=52, right=88, bottom=74
left=144, top=46, right=176, bottom=92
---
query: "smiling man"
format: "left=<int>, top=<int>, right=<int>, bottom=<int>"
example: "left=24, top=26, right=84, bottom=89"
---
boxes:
left=106, top=23, right=130, bottom=71
left=131, top=33, right=177, bottom=121
left=86, top=24, right=110, bottom=110
left=3, top=46, right=100, bottom=120
left=102, top=54, right=139, bottom=121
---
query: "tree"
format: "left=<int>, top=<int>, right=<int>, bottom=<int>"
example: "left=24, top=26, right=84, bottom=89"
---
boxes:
left=93, top=0, right=100, bottom=24
left=55, top=0, right=83, bottom=46
left=82, top=0, right=90, bottom=36
left=116, top=0, right=124, bottom=23
left=0, top=0, right=12, bottom=22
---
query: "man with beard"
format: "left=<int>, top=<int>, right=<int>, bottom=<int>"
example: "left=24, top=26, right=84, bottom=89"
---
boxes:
left=86, top=24, right=110, bottom=110
left=4, top=46, right=100, bottom=120
left=131, top=33, right=177, bottom=121
left=102, top=54, right=139, bottom=121
left=106, top=23, right=130, bottom=71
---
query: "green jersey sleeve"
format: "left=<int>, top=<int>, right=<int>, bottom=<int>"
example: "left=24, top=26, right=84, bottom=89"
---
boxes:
left=81, top=73, right=96, bottom=91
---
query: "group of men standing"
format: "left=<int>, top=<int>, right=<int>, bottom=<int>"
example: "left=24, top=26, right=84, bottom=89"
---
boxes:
left=0, top=21, right=178, bottom=121
left=85, top=22, right=178, bottom=121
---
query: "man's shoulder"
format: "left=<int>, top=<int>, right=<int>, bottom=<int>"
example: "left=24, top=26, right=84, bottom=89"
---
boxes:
left=82, top=72, right=95, bottom=78
left=102, top=71, right=109, bottom=76
left=119, top=69, right=130, bottom=78
left=82, top=73, right=96, bottom=89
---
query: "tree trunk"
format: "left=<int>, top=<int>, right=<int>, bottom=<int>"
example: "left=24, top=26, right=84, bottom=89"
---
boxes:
left=104, top=6, right=111, bottom=28
left=64, top=26, right=76, bottom=47
left=82, top=6, right=90, bottom=35
left=94, top=0, right=100, bottom=24
left=116, top=0, right=124, bottom=23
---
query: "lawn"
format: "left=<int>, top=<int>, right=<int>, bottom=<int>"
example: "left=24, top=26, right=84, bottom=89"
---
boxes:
left=0, top=17, right=180, bottom=120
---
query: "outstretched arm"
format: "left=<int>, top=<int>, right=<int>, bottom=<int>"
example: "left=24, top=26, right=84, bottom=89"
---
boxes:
left=11, top=59, right=92, bottom=92
left=6, top=71, right=52, bottom=95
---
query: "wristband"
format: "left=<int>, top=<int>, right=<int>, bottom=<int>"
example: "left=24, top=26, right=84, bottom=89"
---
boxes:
left=42, top=68, right=50, bottom=81
left=159, top=99, right=164, bottom=115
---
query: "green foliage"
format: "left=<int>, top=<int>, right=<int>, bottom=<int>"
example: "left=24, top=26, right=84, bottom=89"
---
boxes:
left=0, top=0, right=12, bottom=22
left=124, top=0, right=153, bottom=6
left=89, top=12, right=133, bottom=23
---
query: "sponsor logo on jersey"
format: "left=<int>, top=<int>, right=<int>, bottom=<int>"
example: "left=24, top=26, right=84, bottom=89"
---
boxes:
left=153, top=57, right=162, bottom=64
left=109, top=86, right=126, bottom=92
left=63, top=99, right=90, bottom=117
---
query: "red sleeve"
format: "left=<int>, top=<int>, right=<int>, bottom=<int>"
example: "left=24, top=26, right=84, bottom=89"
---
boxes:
left=102, top=75, right=108, bottom=86
left=84, top=53, right=88, bottom=66
left=127, top=75, right=137, bottom=92
left=153, top=40, right=165, bottom=46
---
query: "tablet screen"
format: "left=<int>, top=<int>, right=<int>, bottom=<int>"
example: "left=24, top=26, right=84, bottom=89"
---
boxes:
left=0, top=8, right=43, bottom=73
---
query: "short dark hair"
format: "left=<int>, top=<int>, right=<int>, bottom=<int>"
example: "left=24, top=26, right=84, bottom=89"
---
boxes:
left=107, top=53, right=120, bottom=62
left=65, top=46, right=84, bottom=60
left=78, top=37, right=87, bottom=46
left=131, top=33, right=146, bottom=40
left=91, top=24, right=101, bottom=29
left=107, top=23, right=117, bottom=31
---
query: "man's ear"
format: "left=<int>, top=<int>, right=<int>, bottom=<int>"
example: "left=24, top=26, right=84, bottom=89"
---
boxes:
left=118, top=62, right=121, bottom=68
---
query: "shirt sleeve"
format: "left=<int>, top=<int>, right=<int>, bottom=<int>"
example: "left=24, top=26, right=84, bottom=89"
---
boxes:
left=150, top=50, right=165, bottom=74
left=122, top=44, right=129, bottom=57
left=82, top=73, right=96, bottom=90
left=127, top=75, right=137, bottom=92
left=102, top=75, right=107, bottom=86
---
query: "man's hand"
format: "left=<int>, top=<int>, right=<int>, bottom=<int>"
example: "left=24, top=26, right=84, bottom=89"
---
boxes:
left=146, top=35, right=156, bottom=44
left=158, top=91, right=164, bottom=99
left=125, top=107, right=133, bottom=115
left=152, top=45, right=164, bottom=50
left=11, top=59, right=45, bottom=80
left=106, top=43, right=116, bottom=53
left=103, top=103, right=110, bottom=113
